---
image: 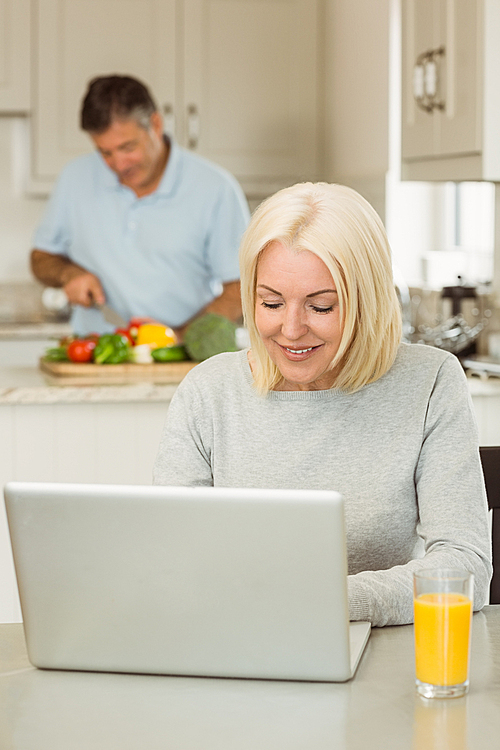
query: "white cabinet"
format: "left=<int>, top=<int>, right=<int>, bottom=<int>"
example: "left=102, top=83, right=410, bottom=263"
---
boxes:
left=181, top=0, right=319, bottom=192
left=401, top=0, right=500, bottom=182
left=30, top=0, right=320, bottom=195
left=0, top=0, right=30, bottom=113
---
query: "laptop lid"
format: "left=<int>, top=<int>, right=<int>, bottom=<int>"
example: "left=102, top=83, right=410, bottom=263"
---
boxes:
left=4, top=482, right=370, bottom=682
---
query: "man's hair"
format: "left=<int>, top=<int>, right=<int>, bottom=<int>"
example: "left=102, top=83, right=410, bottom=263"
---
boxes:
left=80, top=75, right=157, bottom=133
left=239, top=182, right=402, bottom=395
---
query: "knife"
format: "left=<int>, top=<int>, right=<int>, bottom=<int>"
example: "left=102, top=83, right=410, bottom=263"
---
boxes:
left=95, top=303, right=128, bottom=329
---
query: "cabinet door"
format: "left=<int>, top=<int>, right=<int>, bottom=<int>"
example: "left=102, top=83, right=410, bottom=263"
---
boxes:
left=437, top=0, right=481, bottom=158
left=401, top=0, right=439, bottom=160
left=402, top=0, right=481, bottom=166
left=0, top=0, right=30, bottom=112
left=182, top=0, right=319, bottom=190
left=32, top=0, right=176, bottom=184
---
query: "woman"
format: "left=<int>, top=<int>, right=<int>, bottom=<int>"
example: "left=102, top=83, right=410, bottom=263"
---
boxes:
left=153, top=182, right=491, bottom=627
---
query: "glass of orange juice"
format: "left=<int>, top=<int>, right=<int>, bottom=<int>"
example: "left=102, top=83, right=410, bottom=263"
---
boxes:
left=413, top=569, right=474, bottom=699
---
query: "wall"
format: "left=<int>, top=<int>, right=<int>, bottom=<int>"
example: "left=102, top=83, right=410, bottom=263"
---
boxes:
left=0, top=118, right=47, bottom=281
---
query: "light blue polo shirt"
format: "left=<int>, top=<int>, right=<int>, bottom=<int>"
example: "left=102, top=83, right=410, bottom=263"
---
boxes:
left=33, top=138, right=250, bottom=334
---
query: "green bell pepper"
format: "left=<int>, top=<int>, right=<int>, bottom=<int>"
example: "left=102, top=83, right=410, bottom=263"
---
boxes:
left=93, top=334, right=130, bottom=364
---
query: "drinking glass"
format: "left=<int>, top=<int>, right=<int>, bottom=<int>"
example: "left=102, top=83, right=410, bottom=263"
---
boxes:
left=413, top=569, right=474, bottom=698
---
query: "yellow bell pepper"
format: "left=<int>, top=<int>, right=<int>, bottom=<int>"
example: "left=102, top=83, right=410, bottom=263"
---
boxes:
left=135, top=324, right=177, bottom=349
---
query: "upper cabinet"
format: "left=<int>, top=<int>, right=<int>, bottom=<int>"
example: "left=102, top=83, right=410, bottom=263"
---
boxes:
left=401, top=0, right=500, bottom=181
left=29, top=0, right=320, bottom=196
left=0, top=0, right=30, bottom=112
left=181, top=0, right=319, bottom=193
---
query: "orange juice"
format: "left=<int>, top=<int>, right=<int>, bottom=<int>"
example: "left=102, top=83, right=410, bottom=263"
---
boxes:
left=414, top=593, right=472, bottom=686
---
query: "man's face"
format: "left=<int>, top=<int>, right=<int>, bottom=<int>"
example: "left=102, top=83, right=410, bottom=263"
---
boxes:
left=90, top=113, right=165, bottom=194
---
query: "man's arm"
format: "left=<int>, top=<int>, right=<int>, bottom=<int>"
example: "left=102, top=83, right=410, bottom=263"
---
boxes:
left=173, top=280, right=242, bottom=341
left=30, top=249, right=105, bottom=307
left=205, top=280, right=242, bottom=322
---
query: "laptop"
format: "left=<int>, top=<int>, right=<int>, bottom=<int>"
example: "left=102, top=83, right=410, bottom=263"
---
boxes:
left=4, top=482, right=371, bottom=682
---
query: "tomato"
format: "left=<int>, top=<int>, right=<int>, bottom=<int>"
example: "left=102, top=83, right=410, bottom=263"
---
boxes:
left=66, top=338, right=97, bottom=363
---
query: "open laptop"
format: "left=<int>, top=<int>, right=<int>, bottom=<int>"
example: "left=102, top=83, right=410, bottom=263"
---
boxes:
left=4, top=482, right=371, bottom=682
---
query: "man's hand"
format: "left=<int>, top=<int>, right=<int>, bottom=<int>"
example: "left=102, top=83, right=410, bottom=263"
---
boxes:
left=63, top=272, right=105, bottom=307
left=31, top=249, right=105, bottom=307
left=206, top=280, right=242, bottom=322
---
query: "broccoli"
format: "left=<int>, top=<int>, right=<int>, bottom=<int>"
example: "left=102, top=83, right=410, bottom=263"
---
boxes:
left=184, top=313, right=238, bottom=362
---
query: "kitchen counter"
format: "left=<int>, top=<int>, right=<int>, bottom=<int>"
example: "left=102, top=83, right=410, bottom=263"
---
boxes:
left=467, top=373, right=500, bottom=395
left=0, top=365, right=180, bottom=404
left=0, top=321, right=72, bottom=340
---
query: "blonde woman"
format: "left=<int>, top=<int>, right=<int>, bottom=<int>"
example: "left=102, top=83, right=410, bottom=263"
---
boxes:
left=153, top=182, right=491, bottom=627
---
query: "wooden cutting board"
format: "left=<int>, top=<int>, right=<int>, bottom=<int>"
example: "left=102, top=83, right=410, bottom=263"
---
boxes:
left=39, top=358, right=198, bottom=385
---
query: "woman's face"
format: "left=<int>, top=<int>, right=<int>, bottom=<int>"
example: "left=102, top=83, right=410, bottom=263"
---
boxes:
left=254, top=241, right=343, bottom=391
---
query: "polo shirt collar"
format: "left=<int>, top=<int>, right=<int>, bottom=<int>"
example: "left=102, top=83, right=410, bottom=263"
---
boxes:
left=154, top=136, right=182, bottom=197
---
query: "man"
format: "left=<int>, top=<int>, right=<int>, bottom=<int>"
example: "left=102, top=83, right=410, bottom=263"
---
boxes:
left=31, top=75, right=250, bottom=338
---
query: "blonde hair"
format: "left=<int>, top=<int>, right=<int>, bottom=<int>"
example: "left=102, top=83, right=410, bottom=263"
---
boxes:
left=240, top=182, right=402, bottom=394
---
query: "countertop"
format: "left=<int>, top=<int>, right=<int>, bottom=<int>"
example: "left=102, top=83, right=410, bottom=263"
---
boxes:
left=0, top=321, right=72, bottom=341
left=1, top=362, right=500, bottom=405
left=1, top=607, right=499, bottom=749
left=0, top=365, right=180, bottom=404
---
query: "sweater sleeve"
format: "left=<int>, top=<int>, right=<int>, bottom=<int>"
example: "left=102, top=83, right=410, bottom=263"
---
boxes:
left=152, top=374, right=214, bottom=487
left=347, top=355, right=492, bottom=627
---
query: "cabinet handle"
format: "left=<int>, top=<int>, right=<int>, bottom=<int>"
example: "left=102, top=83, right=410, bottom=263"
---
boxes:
left=186, top=104, right=200, bottom=149
left=413, top=46, right=445, bottom=113
left=163, top=104, right=176, bottom=138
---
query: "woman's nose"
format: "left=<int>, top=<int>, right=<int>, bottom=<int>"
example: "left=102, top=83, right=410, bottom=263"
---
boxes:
left=281, top=306, right=308, bottom=340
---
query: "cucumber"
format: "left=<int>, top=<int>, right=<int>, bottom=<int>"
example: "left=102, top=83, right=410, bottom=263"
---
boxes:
left=151, top=344, right=189, bottom=362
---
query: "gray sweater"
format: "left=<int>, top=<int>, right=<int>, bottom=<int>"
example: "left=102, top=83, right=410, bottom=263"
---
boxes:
left=153, top=343, right=492, bottom=627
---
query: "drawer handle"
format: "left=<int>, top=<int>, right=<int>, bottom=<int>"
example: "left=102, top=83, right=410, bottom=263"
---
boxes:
left=187, top=104, right=200, bottom=149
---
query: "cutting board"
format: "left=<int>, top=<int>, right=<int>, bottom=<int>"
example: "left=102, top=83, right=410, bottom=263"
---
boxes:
left=39, top=358, right=198, bottom=386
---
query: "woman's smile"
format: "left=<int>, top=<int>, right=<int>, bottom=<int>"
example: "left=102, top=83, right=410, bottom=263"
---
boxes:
left=278, top=343, right=323, bottom=360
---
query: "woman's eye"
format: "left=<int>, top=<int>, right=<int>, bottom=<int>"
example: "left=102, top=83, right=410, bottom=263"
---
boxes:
left=311, top=305, right=333, bottom=314
left=261, top=301, right=282, bottom=309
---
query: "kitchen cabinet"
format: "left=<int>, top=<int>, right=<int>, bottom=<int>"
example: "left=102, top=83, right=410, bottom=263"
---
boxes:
left=0, top=0, right=30, bottom=113
left=401, top=0, right=500, bottom=181
left=30, top=0, right=320, bottom=196
left=181, top=0, right=319, bottom=194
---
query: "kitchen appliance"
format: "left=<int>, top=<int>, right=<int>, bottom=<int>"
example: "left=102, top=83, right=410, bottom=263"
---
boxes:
left=413, top=279, right=486, bottom=358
